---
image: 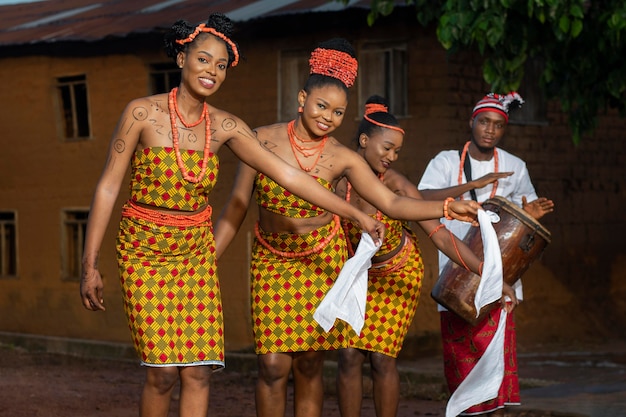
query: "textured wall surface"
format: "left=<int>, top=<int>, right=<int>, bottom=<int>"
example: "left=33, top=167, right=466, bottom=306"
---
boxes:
left=0, top=16, right=623, bottom=356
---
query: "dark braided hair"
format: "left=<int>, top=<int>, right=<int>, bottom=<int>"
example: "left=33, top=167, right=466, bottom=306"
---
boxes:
left=304, top=38, right=356, bottom=95
left=354, top=95, right=401, bottom=148
left=163, top=13, right=240, bottom=67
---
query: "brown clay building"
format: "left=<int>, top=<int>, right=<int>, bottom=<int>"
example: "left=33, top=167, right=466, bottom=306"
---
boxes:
left=0, top=0, right=624, bottom=358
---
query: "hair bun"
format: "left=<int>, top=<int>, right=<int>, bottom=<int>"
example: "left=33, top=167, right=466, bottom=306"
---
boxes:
left=309, top=38, right=358, bottom=88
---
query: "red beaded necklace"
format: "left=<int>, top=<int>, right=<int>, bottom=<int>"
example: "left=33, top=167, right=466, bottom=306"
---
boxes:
left=287, top=120, right=328, bottom=172
left=168, top=87, right=212, bottom=183
left=458, top=140, right=499, bottom=200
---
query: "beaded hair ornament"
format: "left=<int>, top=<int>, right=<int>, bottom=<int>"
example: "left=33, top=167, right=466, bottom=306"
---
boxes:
left=176, top=23, right=239, bottom=67
left=471, top=92, right=524, bottom=122
left=364, top=103, right=405, bottom=134
left=309, top=47, right=358, bottom=88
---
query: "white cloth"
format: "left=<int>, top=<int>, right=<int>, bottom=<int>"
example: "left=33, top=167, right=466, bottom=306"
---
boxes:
left=443, top=209, right=506, bottom=417
left=446, top=309, right=508, bottom=417
left=418, top=147, right=537, bottom=307
left=313, top=233, right=381, bottom=334
left=473, top=209, right=503, bottom=314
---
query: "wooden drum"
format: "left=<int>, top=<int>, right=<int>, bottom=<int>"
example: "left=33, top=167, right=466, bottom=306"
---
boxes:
left=431, top=196, right=551, bottom=325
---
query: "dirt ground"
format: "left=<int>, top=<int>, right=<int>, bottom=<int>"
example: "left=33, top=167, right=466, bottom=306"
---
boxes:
left=0, top=345, right=447, bottom=417
left=2, top=341, right=621, bottom=417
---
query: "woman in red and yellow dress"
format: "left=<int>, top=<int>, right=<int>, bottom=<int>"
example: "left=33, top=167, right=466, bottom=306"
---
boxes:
left=78, top=16, right=386, bottom=417
left=336, top=96, right=486, bottom=417
left=215, top=41, right=481, bottom=417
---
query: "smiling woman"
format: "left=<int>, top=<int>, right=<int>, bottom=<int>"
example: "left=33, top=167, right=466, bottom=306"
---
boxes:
left=213, top=38, right=481, bottom=417
left=77, top=13, right=389, bottom=417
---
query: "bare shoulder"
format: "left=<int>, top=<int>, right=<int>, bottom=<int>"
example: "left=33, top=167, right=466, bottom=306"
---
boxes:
left=254, top=122, right=286, bottom=138
left=327, top=136, right=355, bottom=155
left=252, top=123, right=287, bottom=153
left=207, top=106, right=244, bottom=132
left=127, top=94, right=163, bottom=106
left=384, top=168, right=405, bottom=182
left=115, top=95, right=170, bottom=142
left=205, top=106, right=258, bottom=151
left=125, top=94, right=168, bottom=117
left=384, top=168, right=419, bottom=197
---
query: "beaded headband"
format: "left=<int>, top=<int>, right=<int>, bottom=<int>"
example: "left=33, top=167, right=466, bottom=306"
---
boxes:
left=176, top=23, right=239, bottom=67
left=363, top=102, right=405, bottom=135
left=471, top=92, right=524, bottom=122
left=309, top=47, right=358, bottom=88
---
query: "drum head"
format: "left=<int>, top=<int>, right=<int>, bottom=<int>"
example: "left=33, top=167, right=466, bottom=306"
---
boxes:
left=482, top=196, right=551, bottom=243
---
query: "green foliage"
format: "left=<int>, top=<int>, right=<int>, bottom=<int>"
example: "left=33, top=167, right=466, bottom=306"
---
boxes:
left=338, top=0, right=626, bottom=143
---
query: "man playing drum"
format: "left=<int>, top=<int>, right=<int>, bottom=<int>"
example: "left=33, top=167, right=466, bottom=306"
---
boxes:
left=417, top=92, right=555, bottom=416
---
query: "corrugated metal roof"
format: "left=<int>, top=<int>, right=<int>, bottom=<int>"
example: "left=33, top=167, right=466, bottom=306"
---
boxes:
left=0, top=0, right=371, bottom=46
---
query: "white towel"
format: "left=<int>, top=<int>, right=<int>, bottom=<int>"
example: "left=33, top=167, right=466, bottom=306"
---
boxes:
left=473, top=209, right=504, bottom=315
left=446, top=309, right=507, bottom=417
left=313, top=232, right=382, bottom=334
left=445, top=209, right=506, bottom=417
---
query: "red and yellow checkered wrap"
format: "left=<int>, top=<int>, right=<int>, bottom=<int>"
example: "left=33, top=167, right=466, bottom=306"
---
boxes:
left=250, top=218, right=348, bottom=354
left=254, top=172, right=332, bottom=218
left=345, top=227, right=424, bottom=358
left=129, top=146, right=219, bottom=211
left=117, top=205, right=224, bottom=368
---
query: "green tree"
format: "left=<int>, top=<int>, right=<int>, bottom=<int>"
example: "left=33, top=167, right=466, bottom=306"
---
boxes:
left=348, top=0, right=626, bottom=143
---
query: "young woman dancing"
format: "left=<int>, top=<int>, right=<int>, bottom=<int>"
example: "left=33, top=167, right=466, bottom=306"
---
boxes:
left=335, top=95, right=507, bottom=417
left=79, top=16, right=386, bottom=417
left=214, top=40, right=480, bottom=417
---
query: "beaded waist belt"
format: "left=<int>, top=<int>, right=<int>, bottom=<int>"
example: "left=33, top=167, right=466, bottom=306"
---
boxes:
left=122, top=200, right=212, bottom=227
left=254, top=214, right=340, bottom=259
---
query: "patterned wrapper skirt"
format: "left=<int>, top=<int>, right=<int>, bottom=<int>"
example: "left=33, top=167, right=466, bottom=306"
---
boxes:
left=441, top=306, right=520, bottom=414
left=345, top=233, right=424, bottom=358
left=116, top=203, right=224, bottom=368
left=251, top=217, right=347, bottom=354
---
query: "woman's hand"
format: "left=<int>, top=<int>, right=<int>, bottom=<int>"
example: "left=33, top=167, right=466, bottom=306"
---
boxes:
left=448, top=200, right=481, bottom=226
left=354, top=211, right=385, bottom=245
left=80, top=267, right=106, bottom=311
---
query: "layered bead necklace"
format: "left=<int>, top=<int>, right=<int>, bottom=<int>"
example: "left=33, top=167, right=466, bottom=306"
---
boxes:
left=168, top=87, right=212, bottom=183
left=458, top=140, right=499, bottom=200
left=287, top=120, right=328, bottom=172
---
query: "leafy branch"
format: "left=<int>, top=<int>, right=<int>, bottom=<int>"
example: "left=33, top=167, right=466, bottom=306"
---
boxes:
left=343, top=0, right=626, bottom=143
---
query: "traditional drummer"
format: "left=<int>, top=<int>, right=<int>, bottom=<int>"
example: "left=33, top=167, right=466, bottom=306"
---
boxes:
left=418, top=92, right=555, bottom=416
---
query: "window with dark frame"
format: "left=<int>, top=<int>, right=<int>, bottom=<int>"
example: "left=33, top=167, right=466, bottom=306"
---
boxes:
left=150, top=63, right=181, bottom=94
left=358, top=42, right=408, bottom=117
left=0, top=212, right=17, bottom=278
left=62, top=210, right=89, bottom=281
left=278, top=49, right=310, bottom=122
left=57, top=75, right=91, bottom=140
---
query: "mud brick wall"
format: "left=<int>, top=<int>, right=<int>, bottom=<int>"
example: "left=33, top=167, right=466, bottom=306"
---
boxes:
left=0, top=16, right=624, bottom=354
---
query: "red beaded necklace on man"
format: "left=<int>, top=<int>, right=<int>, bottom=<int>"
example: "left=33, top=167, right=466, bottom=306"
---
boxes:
left=457, top=140, right=499, bottom=200
left=168, top=87, right=212, bottom=183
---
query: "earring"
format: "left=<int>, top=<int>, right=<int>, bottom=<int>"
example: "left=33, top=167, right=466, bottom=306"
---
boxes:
left=298, top=106, right=303, bottom=113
